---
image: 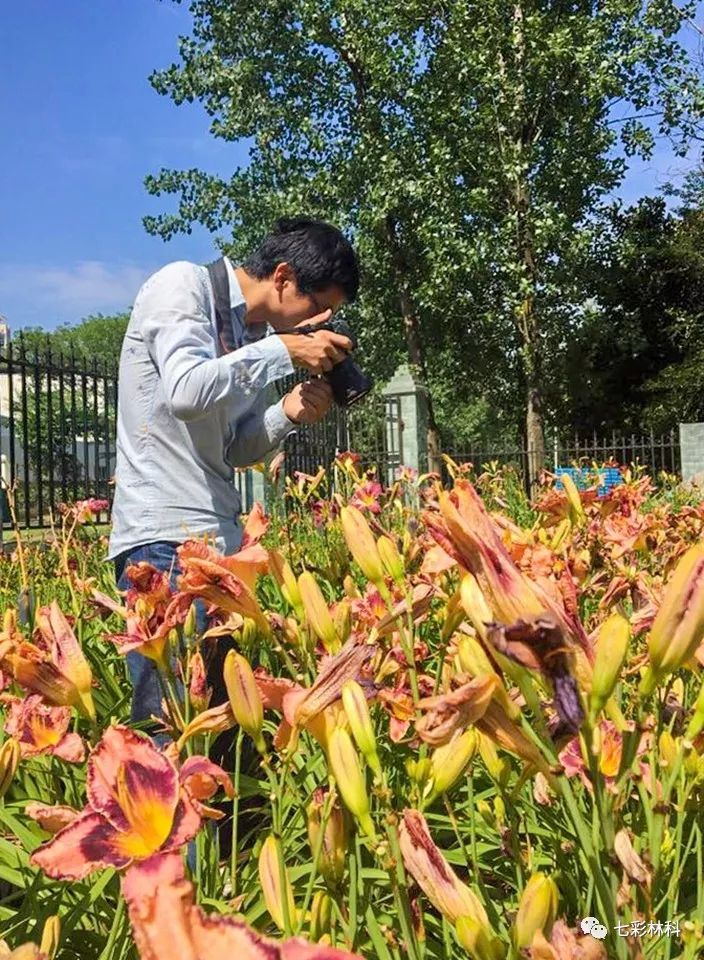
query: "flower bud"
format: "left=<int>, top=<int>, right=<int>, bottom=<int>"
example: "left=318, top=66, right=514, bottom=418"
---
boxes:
left=333, top=599, right=352, bottom=645
left=309, top=890, right=332, bottom=942
left=456, top=916, right=504, bottom=960
left=590, top=613, right=630, bottom=716
left=429, top=730, right=477, bottom=799
left=659, top=730, right=679, bottom=769
left=477, top=800, right=493, bottom=827
left=513, top=872, right=559, bottom=949
left=270, top=550, right=305, bottom=619
left=307, top=788, right=348, bottom=889
left=477, top=732, right=510, bottom=787
left=183, top=602, right=198, bottom=641
left=327, top=726, right=376, bottom=837
left=340, top=506, right=385, bottom=586
left=343, top=575, right=360, bottom=599
left=406, top=758, right=433, bottom=794
left=377, top=535, right=405, bottom=584
left=493, top=796, right=506, bottom=826
left=223, top=650, right=265, bottom=753
left=457, top=635, right=519, bottom=720
left=460, top=574, right=493, bottom=642
left=341, top=680, right=381, bottom=778
left=188, top=649, right=211, bottom=714
left=298, top=572, right=339, bottom=653
left=0, top=738, right=20, bottom=798
left=242, top=617, right=258, bottom=648
left=39, top=915, right=61, bottom=960
left=258, top=835, right=297, bottom=932
left=560, top=473, right=585, bottom=525
left=686, top=680, right=704, bottom=739
left=642, top=542, right=704, bottom=694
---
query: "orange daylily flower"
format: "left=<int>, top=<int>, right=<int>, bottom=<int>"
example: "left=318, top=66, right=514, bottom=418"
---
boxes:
left=31, top=725, right=231, bottom=880
left=3, top=695, right=84, bottom=762
left=423, top=480, right=593, bottom=665
left=121, top=851, right=362, bottom=960
left=6, top=602, right=95, bottom=720
left=177, top=541, right=269, bottom=632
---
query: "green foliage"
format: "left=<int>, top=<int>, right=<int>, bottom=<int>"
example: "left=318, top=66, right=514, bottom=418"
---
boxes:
left=144, top=0, right=703, bottom=447
left=15, top=313, right=129, bottom=370
left=556, top=196, right=704, bottom=434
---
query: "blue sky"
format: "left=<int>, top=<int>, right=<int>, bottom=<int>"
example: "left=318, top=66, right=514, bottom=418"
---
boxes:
left=0, top=2, right=702, bottom=332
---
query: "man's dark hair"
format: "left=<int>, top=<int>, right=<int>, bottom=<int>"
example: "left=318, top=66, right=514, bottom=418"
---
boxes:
left=243, top=216, right=360, bottom=302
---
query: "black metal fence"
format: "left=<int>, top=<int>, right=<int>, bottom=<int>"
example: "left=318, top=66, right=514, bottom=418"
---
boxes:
left=0, top=337, right=116, bottom=529
left=0, top=342, right=686, bottom=531
left=446, top=428, right=681, bottom=485
left=274, top=372, right=405, bottom=486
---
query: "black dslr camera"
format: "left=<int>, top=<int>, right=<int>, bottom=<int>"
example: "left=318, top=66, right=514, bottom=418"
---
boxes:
left=293, top=317, right=373, bottom=408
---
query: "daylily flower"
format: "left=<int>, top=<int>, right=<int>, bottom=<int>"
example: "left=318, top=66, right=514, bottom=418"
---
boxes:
left=423, top=480, right=593, bottom=664
left=415, top=675, right=498, bottom=746
left=59, top=497, right=109, bottom=524
left=30, top=725, right=231, bottom=880
left=350, top=480, right=383, bottom=515
left=399, top=809, right=488, bottom=926
left=529, top=919, right=607, bottom=959
left=121, top=851, right=363, bottom=960
left=178, top=642, right=376, bottom=755
left=486, top=616, right=584, bottom=733
left=2, top=695, right=84, bottom=762
left=558, top=720, right=649, bottom=794
left=6, top=601, right=95, bottom=720
left=177, top=541, right=269, bottom=633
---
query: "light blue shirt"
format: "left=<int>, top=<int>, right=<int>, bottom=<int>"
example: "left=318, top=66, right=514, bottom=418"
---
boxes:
left=107, top=257, right=296, bottom=560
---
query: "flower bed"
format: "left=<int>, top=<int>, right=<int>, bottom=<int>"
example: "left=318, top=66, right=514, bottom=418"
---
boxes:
left=0, top=461, right=703, bottom=959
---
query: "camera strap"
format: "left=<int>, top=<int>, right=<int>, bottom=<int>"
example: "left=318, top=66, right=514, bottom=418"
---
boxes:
left=205, top=257, right=237, bottom=355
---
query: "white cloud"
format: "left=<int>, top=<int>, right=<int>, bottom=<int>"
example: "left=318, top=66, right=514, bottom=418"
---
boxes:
left=0, top=261, right=154, bottom=324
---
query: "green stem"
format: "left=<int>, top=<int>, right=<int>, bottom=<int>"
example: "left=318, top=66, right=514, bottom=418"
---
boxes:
left=230, top=728, right=244, bottom=897
left=99, top=893, right=125, bottom=960
left=386, top=817, right=422, bottom=960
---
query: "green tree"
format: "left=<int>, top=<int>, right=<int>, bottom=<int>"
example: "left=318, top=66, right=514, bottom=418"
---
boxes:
left=15, top=312, right=129, bottom=369
left=553, top=196, right=704, bottom=436
left=145, top=0, right=703, bottom=477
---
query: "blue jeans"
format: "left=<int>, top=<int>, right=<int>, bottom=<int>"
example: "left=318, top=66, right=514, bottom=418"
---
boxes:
left=114, top=541, right=197, bottom=729
left=113, top=541, right=236, bottom=741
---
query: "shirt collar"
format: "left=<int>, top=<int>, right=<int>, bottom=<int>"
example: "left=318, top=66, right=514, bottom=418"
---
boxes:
left=223, top=256, right=270, bottom=345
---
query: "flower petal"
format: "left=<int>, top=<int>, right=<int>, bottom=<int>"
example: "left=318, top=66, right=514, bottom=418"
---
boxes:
left=30, top=811, right=130, bottom=880
left=51, top=732, right=86, bottom=763
left=122, top=853, right=365, bottom=960
left=25, top=802, right=79, bottom=834
left=162, top=793, right=203, bottom=853
left=88, top=726, right=179, bottom=835
left=180, top=756, right=235, bottom=801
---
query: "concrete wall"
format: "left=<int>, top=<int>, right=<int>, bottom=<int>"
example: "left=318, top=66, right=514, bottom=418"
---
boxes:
left=680, top=423, right=704, bottom=484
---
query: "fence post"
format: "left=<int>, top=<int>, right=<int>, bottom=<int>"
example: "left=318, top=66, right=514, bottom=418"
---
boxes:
left=679, top=422, right=704, bottom=484
left=382, top=364, right=429, bottom=474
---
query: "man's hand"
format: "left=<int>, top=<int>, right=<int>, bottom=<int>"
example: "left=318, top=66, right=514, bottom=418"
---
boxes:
left=278, top=320, right=353, bottom=375
left=282, top=380, right=334, bottom=425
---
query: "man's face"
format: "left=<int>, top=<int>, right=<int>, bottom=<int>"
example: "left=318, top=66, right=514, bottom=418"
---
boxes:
left=267, top=262, right=346, bottom=331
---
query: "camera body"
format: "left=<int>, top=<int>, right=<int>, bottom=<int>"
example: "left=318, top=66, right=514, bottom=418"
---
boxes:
left=294, top=317, right=374, bottom=408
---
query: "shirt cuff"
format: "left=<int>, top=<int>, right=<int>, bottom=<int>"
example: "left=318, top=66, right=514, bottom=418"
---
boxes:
left=264, top=397, right=298, bottom=447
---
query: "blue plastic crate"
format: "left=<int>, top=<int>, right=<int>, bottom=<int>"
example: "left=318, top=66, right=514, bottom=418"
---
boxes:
left=555, top=466, right=621, bottom=496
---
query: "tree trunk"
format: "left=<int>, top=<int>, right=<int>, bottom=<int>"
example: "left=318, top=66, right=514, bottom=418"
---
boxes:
left=384, top=214, right=444, bottom=475
left=509, top=0, right=546, bottom=495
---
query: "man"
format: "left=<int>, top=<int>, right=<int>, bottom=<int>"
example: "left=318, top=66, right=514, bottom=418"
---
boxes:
left=108, top=216, right=359, bottom=727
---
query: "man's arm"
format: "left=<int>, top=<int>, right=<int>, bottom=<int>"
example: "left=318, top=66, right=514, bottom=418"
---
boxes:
left=226, top=394, right=296, bottom=469
left=138, top=261, right=294, bottom=422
